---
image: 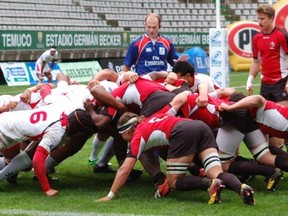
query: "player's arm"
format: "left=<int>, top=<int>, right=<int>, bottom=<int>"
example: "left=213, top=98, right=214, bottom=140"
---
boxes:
left=246, top=58, right=261, bottom=95
left=214, top=87, right=236, bottom=98
left=219, top=95, right=265, bottom=112
left=196, top=81, right=209, bottom=107
left=99, top=157, right=137, bottom=201
left=20, top=83, right=55, bottom=104
left=168, top=90, right=191, bottom=115
left=92, top=69, right=119, bottom=82
left=148, top=71, right=169, bottom=81
left=90, top=85, right=127, bottom=111
left=0, top=101, right=18, bottom=113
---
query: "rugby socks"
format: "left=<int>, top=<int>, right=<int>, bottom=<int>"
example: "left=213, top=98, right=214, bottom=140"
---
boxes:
left=0, top=157, right=5, bottom=170
left=269, top=146, right=288, bottom=157
left=0, top=151, right=32, bottom=181
left=89, top=135, right=106, bottom=162
left=175, top=176, right=211, bottom=190
left=153, top=172, right=166, bottom=185
left=275, top=155, right=288, bottom=172
left=228, top=159, right=275, bottom=177
left=45, top=155, right=59, bottom=174
left=97, top=138, right=114, bottom=167
left=217, top=172, right=242, bottom=193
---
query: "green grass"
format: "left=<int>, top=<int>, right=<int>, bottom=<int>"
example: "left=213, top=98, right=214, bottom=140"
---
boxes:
left=1, top=72, right=285, bottom=216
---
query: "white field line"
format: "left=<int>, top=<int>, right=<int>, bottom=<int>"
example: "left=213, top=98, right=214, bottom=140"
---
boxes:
left=230, top=83, right=260, bottom=89
left=0, top=209, right=154, bottom=216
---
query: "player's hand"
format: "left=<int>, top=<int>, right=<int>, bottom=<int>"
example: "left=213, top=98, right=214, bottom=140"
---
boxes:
left=165, top=72, right=178, bottom=85
left=218, top=102, right=230, bottom=111
left=87, top=79, right=100, bottom=90
left=173, top=54, right=188, bottom=63
left=20, top=89, right=32, bottom=103
left=246, top=75, right=254, bottom=96
left=196, top=95, right=208, bottom=107
left=5, top=101, right=18, bottom=111
left=98, top=196, right=113, bottom=202
left=246, top=83, right=253, bottom=96
left=84, top=99, right=95, bottom=112
left=45, top=189, right=58, bottom=196
left=128, top=73, right=139, bottom=83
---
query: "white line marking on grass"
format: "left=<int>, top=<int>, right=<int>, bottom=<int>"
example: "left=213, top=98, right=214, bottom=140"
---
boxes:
left=0, top=209, right=153, bottom=216
left=230, top=84, right=260, bottom=89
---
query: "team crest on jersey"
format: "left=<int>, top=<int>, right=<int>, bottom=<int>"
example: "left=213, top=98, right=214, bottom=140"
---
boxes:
left=146, top=47, right=152, bottom=52
left=159, top=47, right=165, bottom=55
left=269, top=42, right=275, bottom=49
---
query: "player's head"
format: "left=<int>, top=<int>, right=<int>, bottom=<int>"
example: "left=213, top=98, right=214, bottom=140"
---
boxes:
left=144, top=13, right=161, bottom=39
left=117, top=112, right=141, bottom=141
left=50, top=46, right=57, bottom=56
left=255, top=4, right=275, bottom=32
left=67, top=109, right=98, bottom=136
left=56, top=73, right=70, bottom=83
left=172, top=61, right=195, bottom=87
left=228, top=92, right=246, bottom=102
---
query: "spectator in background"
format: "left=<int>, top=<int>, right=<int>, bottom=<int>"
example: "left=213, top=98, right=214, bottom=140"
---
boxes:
left=35, top=46, right=59, bottom=84
left=122, top=13, right=181, bottom=75
left=246, top=4, right=288, bottom=152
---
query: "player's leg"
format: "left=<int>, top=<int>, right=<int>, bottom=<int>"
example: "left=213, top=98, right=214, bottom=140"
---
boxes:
left=88, top=133, right=109, bottom=165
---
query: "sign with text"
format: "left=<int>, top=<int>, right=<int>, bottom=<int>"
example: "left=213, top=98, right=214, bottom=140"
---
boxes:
left=0, top=62, right=30, bottom=86
left=58, top=61, right=102, bottom=83
left=0, top=31, right=209, bottom=50
left=227, top=21, right=260, bottom=58
left=209, top=28, right=229, bottom=87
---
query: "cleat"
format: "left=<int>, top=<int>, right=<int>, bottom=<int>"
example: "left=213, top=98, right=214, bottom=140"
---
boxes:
left=154, top=178, right=170, bottom=198
left=6, top=173, right=19, bottom=184
left=93, top=164, right=115, bottom=173
left=207, top=178, right=223, bottom=204
left=88, top=159, right=97, bottom=166
left=266, top=168, right=283, bottom=191
left=240, top=184, right=255, bottom=205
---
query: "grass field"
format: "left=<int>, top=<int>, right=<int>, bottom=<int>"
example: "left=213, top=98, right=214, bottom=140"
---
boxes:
left=2, top=72, right=287, bottom=216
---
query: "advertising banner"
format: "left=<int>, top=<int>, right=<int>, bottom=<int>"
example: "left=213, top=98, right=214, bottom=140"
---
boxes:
left=209, top=28, right=229, bottom=87
left=0, top=62, right=31, bottom=86
left=58, top=61, right=102, bottom=83
left=0, top=31, right=209, bottom=51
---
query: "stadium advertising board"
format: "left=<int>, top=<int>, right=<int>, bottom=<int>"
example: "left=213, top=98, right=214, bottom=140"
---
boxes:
left=0, top=62, right=61, bottom=86
left=58, top=61, right=102, bottom=83
left=209, top=28, right=229, bottom=87
left=274, top=0, right=288, bottom=33
left=0, top=31, right=209, bottom=50
left=227, top=21, right=260, bottom=58
left=0, top=61, right=101, bottom=85
left=227, top=1, right=288, bottom=59
left=98, top=58, right=126, bottom=73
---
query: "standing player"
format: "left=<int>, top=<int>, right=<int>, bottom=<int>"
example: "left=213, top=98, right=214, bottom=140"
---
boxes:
left=35, top=46, right=59, bottom=83
left=246, top=4, right=288, bottom=151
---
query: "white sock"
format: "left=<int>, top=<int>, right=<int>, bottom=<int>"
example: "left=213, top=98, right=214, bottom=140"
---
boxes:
left=97, top=138, right=114, bottom=167
left=0, top=157, right=6, bottom=170
left=89, top=135, right=106, bottom=161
